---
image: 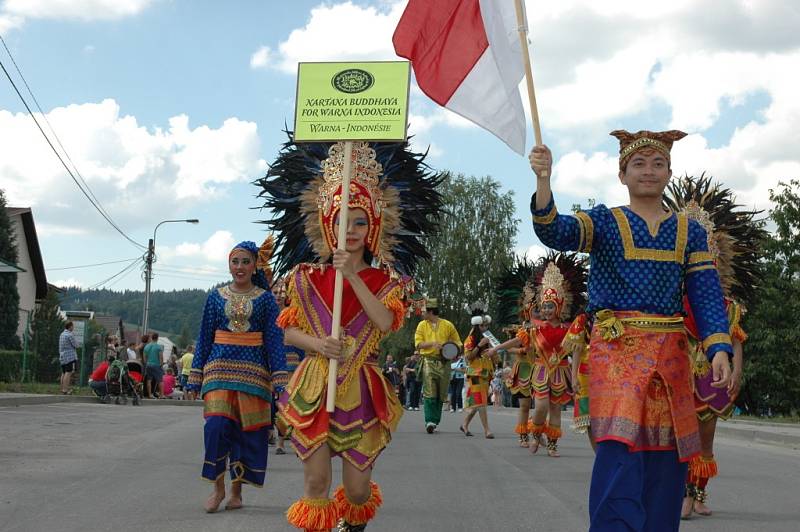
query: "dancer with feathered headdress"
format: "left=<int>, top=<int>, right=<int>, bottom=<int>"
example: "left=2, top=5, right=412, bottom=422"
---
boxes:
left=490, top=252, right=586, bottom=455
left=256, top=135, right=444, bottom=532
left=665, top=175, right=766, bottom=519
left=492, top=257, right=536, bottom=447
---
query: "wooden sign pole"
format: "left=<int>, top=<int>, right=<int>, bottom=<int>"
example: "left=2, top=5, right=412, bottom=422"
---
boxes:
left=326, top=140, right=354, bottom=412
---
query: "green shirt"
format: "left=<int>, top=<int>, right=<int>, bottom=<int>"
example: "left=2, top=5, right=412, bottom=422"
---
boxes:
left=144, top=342, right=163, bottom=367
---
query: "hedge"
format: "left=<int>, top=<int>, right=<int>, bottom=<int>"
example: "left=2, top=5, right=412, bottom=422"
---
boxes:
left=0, top=350, right=22, bottom=382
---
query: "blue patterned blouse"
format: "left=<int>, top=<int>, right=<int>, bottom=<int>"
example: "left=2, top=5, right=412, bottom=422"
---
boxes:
left=531, top=194, right=732, bottom=360
left=188, top=285, right=288, bottom=400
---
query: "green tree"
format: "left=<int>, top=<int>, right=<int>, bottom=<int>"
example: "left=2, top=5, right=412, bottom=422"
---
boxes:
left=414, top=173, right=519, bottom=335
left=30, top=288, right=65, bottom=382
left=0, top=189, right=21, bottom=350
left=740, top=180, right=800, bottom=416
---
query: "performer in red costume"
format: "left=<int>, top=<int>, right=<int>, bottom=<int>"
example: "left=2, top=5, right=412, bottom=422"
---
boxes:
left=257, top=138, right=443, bottom=532
left=490, top=253, right=586, bottom=456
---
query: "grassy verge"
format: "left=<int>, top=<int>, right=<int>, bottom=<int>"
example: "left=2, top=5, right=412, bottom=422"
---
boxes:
left=0, top=382, right=93, bottom=396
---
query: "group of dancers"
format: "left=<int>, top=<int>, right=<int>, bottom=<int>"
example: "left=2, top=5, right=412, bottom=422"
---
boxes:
left=183, top=127, right=764, bottom=531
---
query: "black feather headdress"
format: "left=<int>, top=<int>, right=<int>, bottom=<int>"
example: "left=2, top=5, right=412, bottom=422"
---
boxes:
left=494, top=256, right=536, bottom=325
left=254, top=132, right=445, bottom=280
left=532, top=251, right=588, bottom=322
left=664, top=174, right=766, bottom=306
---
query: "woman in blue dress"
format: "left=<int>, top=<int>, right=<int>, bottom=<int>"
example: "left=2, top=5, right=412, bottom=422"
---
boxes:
left=187, top=239, right=288, bottom=513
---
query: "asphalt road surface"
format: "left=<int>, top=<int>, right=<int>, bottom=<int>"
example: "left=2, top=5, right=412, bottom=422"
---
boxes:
left=1, top=401, right=798, bottom=531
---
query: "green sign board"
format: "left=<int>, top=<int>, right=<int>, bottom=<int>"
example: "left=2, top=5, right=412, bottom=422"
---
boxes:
left=294, top=61, right=410, bottom=142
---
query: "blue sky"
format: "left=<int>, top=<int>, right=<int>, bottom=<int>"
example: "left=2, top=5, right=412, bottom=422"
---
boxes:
left=1, top=0, right=798, bottom=292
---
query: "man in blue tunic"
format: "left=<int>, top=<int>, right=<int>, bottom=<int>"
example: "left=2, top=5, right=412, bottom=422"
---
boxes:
left=529, top=130, right=733, bottom=531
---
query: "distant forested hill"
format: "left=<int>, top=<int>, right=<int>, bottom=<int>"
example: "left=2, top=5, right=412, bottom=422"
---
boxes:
left=60, top=285, right=223, bottom=339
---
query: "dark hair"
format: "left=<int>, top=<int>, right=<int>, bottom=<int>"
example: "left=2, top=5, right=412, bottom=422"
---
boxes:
left=65, top=321, right=73, bottom=330
left=141, top=335, right=150, bottom=344
left=428, top=307, right=439, bottom=316
left=151, top=332, right=159, bottom=340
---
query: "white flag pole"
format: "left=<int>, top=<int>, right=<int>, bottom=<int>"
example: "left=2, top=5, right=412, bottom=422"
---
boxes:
left=326, top=140, right=354, bottom=413
left=513, top=0, right=547, bottom=175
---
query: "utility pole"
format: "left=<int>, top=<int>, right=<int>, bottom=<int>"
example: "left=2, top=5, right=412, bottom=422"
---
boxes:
left=140, top=219, right=199, bottom=336
left=142, top=238, right=154, bottom=335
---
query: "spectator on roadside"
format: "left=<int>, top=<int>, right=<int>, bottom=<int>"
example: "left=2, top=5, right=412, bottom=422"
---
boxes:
left=403, top=353, right=420, bottom=410
left=449, top=354, right=466, bottom=412
left=58, top=322, right=79, bottom=395
left=88, top=354, right=113, bottom=403
left=125, top=341, right=137, bottom=361
left=144, top=332, right=164, bottom=398
left=382, top=354, right=400, bottom=391
left=162, top=368, right=182, bottom=399
left=136, top=334, right=150, bottom=362
left=179, top=345, right=195, bottom=400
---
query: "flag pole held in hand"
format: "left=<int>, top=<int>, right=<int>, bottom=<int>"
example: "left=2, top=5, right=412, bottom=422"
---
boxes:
left=514, top=0, right=547, bottom=176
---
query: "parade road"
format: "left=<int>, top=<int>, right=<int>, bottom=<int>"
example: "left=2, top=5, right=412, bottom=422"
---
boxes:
left=1, top=401, right=798, bottom=531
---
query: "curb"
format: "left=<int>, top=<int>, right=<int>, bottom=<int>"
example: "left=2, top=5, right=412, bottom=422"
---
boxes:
left=0, top=394, right=202, bottom=408
left=715, top=424, right=800, bottom=449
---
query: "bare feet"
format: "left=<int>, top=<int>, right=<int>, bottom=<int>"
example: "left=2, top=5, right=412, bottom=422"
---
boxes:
left=204, top=490, right=225, bottom=513
left=693, top=499, right=712, bottom=516
left=225, top=496, right=243, bottom=510
left=225, top=482, right=243, bottom=510
left=680, top=496, right=694, bottom=519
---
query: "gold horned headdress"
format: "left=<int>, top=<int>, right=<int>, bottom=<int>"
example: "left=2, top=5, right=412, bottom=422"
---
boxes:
left=610, top=129, right=688, bottom=171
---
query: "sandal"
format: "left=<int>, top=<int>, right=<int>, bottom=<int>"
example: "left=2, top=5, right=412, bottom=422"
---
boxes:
left=275, top=447, right=286, bottom=455
left=529, top=434, right=542, bottom=454
left=485, top=433, right=495, bottom=439
left=459, top=425, right=473, bottom=437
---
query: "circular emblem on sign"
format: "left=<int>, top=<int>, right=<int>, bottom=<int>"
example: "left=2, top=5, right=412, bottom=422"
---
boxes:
left=331, top=69, right=374, bottom=93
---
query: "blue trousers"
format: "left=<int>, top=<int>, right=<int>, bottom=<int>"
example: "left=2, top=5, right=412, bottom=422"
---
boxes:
left=202, top=415, right=269, bottom=486
left=589, top=441, right=688, bottom=532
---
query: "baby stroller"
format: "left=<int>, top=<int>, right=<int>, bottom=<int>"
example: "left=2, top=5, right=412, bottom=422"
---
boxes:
left=105, top=359, right=142, bottom=406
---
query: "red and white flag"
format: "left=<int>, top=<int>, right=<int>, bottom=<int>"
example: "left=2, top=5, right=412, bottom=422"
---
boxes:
left=393, top=0, right=527, bottom=155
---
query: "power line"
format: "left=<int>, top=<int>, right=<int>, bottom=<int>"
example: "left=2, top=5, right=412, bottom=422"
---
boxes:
left=0, top=34, right=122, bottom=238
left=0, top=44, right=146, bottom=251
left=46, top=257, right=142, bottom=271
left=87, top=258, right=142, bottom=290
left=155, top=266, right=227, bottom=277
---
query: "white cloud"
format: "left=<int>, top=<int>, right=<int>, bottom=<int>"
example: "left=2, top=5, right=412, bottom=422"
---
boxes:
left=249, top=45, right=271, bottom=69
left=517, top=244, right=548, bottom=262
left=36, top=223, right=89, bottom=237
left=271, top=1, right=405, bottom=73
left=552, top=150, right=627, bottom=207
left=51, top=277, right=83, bottom=288
left=2, top=0, right=156, bottom=21
left=154, top=231, right=236, bottom=284
left=0, top=99, right=265, bottom=236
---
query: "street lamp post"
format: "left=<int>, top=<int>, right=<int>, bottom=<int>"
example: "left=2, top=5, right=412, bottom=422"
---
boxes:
left=141, top=219, right=199, bottom=335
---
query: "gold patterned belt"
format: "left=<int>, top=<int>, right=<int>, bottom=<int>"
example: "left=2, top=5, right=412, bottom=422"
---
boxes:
left=595, top=309, right=684, bottom=341
left=214, top=330, right=263, bottom=346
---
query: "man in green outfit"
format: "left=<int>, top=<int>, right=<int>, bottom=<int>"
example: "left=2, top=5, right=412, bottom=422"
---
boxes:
left=414, top=298, right=462, bottom=433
